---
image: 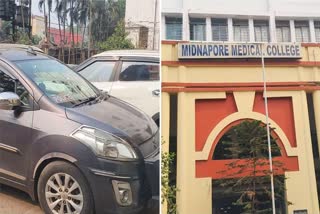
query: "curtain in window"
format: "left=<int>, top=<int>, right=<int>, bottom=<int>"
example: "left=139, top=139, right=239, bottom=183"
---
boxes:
left=212, top=19, right=228, bottom=41
left=190, top=18, right=206, bottom=41
left=165, top=17, right=182, bottom=40
left=314, top=21, right=320, bottom=42
left=295, top=21, right=310, bottom=42
left=254, top=20, right=269, bottom=42
left=276, top=21, right=291, bottom=42
left=233, top=20, right=249, bottom=42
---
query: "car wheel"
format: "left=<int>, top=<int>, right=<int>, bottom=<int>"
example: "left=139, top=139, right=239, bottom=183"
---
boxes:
left=37, top=161, right=93, bottom=214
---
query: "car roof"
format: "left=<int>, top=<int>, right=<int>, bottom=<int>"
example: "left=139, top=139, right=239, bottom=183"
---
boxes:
left=93, top=49, right=159, bottom=58
left=0, top=44, right=48, bottom=61
left=0, top=44, right=44, bottom=53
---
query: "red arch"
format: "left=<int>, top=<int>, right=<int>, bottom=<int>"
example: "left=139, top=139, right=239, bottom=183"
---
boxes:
left=196, top=119, right=299, bottom=179
left=209, top=119, right=288, bottom=158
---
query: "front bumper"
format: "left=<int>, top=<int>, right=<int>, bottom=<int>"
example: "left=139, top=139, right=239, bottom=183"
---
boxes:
left=80, top=158, right=148, bottom=214
left=144, top=151, right=160, bottom=214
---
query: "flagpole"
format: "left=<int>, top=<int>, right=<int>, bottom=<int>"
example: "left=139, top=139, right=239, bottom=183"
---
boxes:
left=260, top=43, right=276, bottom=214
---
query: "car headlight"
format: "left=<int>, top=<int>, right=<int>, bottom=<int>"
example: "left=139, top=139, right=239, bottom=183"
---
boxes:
left=71, top=126, right=137, bottom=160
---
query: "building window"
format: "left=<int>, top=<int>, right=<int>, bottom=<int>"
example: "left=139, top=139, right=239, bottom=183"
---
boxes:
left=254, top=20, right=269, bottom=42
left=165, top=17, right=182, bottom=40
left=212, top=18, right=228, bottom=41
left=315, top=21, right=320, bottom=43
left=295, top=21, right=310, bottom=42
left=138, top=27, right=149, bottom=49
left=233, top=19, right=249, bottom=42
left=189, top=18, right=206, bottom=41
left=276, top=20, right=291, bottom=42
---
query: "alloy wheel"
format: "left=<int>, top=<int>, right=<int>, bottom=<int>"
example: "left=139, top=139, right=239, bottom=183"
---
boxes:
left=45, top=173, right=84, bottom=214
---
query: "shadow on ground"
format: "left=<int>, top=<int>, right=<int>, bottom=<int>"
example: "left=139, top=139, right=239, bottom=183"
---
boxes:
left=0, top=184, right=43, bottom=214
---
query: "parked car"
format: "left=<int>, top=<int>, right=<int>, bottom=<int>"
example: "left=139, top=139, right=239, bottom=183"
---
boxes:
left=75, top=50, right=160, bottom=126
left=0, top=45, right=159, bottom=214
left=67, top=64, right=78, bottom=69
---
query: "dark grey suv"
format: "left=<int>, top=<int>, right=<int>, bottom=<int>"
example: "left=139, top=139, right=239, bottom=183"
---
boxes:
left=0, top=45, right=159, bottom=214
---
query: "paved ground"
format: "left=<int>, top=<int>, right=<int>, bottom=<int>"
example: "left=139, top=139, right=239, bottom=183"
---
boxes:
left=0, top=184, right=159, bottom=214
left=0, top=184, right=43, bottom=214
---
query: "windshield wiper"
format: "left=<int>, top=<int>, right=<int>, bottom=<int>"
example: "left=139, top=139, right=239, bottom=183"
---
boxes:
left=72, top=96, right=98, bottom=108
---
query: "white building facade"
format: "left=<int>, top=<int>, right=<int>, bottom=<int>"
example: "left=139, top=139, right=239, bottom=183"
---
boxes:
left=162, top=0, right=320, bottom=43
left=125, top=0, right=159, bottom=50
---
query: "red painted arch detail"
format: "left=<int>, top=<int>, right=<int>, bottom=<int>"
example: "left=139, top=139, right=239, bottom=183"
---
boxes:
left=195, top=92, right=299, bottom=179
left=206, top=120, right=289, bottom=159
left=253, top=93, right=297, bottom=147
left=195, top=93, right=237, bottom=151
left=195, top=120, right=299, bottom=179
left=196, top=156, right=299, bottom=179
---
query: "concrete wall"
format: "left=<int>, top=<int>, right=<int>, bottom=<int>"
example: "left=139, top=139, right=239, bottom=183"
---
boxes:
left=162, top=0, right=320, bottom=41
left=125, top=0, right=159, bottom=50
left=270, top=0, right=320, bottom=17
left=31, top=15, right=45, bottom=38
left=162, top=0, right=320, bottom=17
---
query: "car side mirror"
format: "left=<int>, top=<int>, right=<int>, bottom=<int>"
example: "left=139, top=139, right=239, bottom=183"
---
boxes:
left=0, top=92, right=21, bottom=110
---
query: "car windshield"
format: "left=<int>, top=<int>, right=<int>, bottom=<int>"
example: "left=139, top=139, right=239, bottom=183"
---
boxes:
left=15, top=59, right=100, bottom=107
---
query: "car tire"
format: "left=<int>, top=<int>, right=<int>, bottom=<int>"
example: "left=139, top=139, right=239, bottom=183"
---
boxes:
left=37, top=161, right=94, bottom=214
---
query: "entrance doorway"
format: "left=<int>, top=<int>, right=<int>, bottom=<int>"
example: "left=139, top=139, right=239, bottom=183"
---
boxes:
left=211, top=120, right=288, bottom=214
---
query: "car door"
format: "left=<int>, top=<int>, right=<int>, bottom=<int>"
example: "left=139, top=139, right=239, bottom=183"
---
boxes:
left=78, top=59, right=119, bottom=93
left=109, top=59, right=160, bottom=118
left=0, top=65, right=35, bottom=184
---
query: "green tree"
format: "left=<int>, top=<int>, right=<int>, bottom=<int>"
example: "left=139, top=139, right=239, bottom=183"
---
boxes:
left=15, top=30, right=31, bottom=45
left=161, top=140, right=178, bottom=214
left=31, top=35, right=42, bottom=45
left=39, top=0, right=54, bottom=39
left=97, top=19, right=134, bottom=51
left=216, top=120, right=290, bottom=214
left=55, top=0, right=68, bottom=44
left=0, top=21, right=12, bottom=42
left=78, top=0, right=88, bottom=48
left=45, top=0, right=126, bottom=48
left=91, top=0, right=126, bottom=43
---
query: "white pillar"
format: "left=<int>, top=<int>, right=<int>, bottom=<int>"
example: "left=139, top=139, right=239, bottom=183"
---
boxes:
left=249, top=19, right=255, bottom=42
left=269, top=14, right=276, bottom=42
left=310, top=19, right=316, bottom=43
left=183, top=12, right=189, bottom=41
left=228, top=18, right=233, bottom=42
left=176, top=92, right=190, bottom=214
left=161, top=92, right=170, bottom=214
left=161, top=15, right=166, bottom=40
left=206, top=17, right=212, bottom=41
left=290, top=20, right=296, bottom=42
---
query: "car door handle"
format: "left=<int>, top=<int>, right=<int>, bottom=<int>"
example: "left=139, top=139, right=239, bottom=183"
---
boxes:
left=152, top=89, right=160, bottom=97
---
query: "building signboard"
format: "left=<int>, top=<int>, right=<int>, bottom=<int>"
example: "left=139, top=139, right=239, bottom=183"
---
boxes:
left=178, top=42, right=302, bottom=59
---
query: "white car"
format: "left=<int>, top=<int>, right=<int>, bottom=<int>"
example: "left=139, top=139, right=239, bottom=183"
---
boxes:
left=76, top=50, right=160, bottom=126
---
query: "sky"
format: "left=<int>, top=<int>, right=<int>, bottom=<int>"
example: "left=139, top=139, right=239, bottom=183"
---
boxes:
left=31, top=0, right=59, bottom=25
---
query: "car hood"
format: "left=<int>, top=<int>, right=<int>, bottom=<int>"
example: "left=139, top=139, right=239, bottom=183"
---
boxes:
left=65, top=96, right=158, bottom=146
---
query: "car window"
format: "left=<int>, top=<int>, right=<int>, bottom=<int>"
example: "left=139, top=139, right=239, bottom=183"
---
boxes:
left=79, top=61, right=116, bottom=82
left=0, top=70, right=15, bottom=93
left=119, top=62, right=159, bottom=81
left=15, top=59, right=99, bottom=108
left=0, top=70, right=32, bottom=106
